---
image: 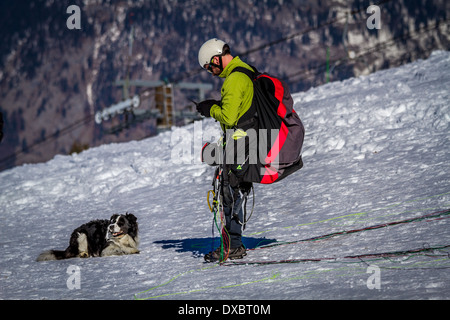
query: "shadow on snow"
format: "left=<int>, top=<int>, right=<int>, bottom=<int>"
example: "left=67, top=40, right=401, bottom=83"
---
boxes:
left=154, top=237, right=277, bottom=257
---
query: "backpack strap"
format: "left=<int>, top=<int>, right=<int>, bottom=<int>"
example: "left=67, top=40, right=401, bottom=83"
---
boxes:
left=230, top=65, right=258, bottom=80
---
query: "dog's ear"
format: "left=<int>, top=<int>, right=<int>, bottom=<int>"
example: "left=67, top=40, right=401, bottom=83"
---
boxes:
left=125, top=212, right=138, bottom=236
left=125, top=212, right=137, bottom=224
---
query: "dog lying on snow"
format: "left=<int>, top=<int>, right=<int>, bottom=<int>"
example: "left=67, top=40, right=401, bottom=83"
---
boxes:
left=37, top=213, right=139, bottom=261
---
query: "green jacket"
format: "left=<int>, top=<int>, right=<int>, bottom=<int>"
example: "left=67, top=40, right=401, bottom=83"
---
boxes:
left=210, top=56, right=254, bottom=131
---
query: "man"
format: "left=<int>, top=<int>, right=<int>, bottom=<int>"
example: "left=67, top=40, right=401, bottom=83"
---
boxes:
left=197, top=38, right=254, bottom=262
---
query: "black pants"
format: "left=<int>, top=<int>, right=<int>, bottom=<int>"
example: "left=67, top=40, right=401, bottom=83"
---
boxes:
left=222, top=182, right=251, bottom=249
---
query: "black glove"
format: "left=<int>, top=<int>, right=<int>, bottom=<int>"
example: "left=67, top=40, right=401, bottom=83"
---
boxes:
left=196, top=99, right=220, bottom=117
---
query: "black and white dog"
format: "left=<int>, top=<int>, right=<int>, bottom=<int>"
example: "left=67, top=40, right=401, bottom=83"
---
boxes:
left=37, top=213, right=139, bottom=261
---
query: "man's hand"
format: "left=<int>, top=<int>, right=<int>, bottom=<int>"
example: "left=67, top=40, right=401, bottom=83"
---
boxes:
left=196, top=99, right=220, bottom=117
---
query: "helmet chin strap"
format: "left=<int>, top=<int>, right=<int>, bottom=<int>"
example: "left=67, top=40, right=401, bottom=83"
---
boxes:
left=218, top=55, right=224, bottom=72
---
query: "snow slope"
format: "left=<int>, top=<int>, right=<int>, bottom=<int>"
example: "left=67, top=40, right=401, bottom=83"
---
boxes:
left=0, top=51, right=449, bottom=300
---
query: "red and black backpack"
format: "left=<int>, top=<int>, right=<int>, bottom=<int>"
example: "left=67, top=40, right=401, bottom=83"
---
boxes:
left=225, top=66, right=305, bottom=184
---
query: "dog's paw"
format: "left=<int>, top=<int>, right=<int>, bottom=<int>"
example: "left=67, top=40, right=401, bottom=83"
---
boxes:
left=79, top=251, right=89, bottom=258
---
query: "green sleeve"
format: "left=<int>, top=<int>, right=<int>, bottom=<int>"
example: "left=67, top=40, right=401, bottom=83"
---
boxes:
left=210, top=72, right=252, bottom=129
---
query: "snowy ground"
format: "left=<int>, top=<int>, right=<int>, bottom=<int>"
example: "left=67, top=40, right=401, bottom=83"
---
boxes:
left=0, top=51, right=449, bottom=301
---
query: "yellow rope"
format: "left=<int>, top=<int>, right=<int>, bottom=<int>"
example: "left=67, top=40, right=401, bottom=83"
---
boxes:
left=207, top=190, right=215, bottom=212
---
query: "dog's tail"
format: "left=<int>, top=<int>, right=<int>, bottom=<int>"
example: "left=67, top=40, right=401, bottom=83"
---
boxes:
left=36, top=249, right=76, bottom=261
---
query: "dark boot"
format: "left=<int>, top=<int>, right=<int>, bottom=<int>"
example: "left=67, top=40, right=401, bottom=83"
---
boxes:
left=204, top=245, right=247, bottom=262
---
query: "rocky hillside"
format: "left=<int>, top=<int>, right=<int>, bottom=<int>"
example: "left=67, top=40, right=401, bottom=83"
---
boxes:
left=0, top=0, right=448, bottom=170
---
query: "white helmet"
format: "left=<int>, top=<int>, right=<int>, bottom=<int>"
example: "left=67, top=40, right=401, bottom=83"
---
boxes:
left=198, top=38, right=227, bottom=68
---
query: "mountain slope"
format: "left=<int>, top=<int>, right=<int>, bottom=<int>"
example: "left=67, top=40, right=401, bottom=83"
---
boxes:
left=0, top=51, right=449, bottom=300
left=1, top=0, right=448, bottom=170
